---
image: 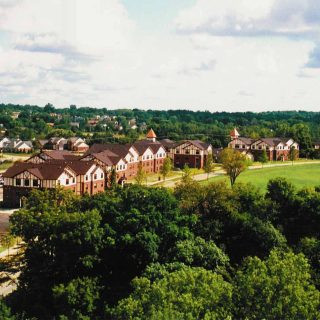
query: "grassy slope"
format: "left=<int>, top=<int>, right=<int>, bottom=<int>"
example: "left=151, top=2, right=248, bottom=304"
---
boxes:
left=201, top=163, right=320, bottom=191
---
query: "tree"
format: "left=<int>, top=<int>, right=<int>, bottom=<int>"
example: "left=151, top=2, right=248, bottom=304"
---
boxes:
left=135, top=162, right=146, bottom=185
left=0, top=233, right=15, bottom=257
left=181, top=164, right=192, bottom=184
left=233, top=249, right=320, bottom=320
left=259, top=149, right=268, bottom=167
left=219, top=148, right=249, bottom=186
left=169, top=236, right=230, bottom=271
left=109, top=168, right=117, bottom=188
left=289, top=146, right=298, bottom=165
left=204, top=153, right=215, bottom=179
left=0, top=300, right=15, bottom=320
left=53, top=277, right=101, bottom=320
left=160, top=157, right=172, bottom=181
left=110, top=267, right=233, bottom=320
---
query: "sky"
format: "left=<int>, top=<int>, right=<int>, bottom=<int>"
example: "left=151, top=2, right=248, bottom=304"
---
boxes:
left=0, top=0, right=320, bottom=111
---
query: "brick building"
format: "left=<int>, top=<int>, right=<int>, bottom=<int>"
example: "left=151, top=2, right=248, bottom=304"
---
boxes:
left=81, top=129, right=167, bottom=183
left=167, top=140, right=213, bottom=169
left=2, top=160, right=105, bottom=208
left=228, top=128, right=299, bottom=161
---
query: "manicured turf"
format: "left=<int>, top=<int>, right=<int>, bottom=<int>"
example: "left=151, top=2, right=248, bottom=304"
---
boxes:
left=201, top=163, right=320, bottom=191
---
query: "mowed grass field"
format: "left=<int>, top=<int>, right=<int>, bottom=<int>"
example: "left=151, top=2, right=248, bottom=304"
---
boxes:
left=201, top=163, right=320, bottom=191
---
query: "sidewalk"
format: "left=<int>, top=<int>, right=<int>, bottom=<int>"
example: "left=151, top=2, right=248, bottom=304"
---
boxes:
left=0, top=243, right=21, bottom=296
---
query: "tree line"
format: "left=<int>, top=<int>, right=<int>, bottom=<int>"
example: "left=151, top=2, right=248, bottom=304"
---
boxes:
left=2, top=103, right=320, bottom=156
left=1, top=175, right=320, bottom=319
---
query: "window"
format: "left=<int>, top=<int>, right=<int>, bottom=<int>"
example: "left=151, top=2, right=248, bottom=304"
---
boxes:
left=176, top=150, right=180, bottom=154
left=66, top=179, right=69, bottom=185
left=85, top=175, right=88, bottom=181
left=72, top=177, right=75, bottom=183
left=94, top=184, right=97, bottom=188
left=186, top=150, right=190, bottom=154
left=25, top=179, right=30, bottom=187
left=16, top=178, right=21, bottom=186
left=94, top=174, right=97, bottom=180
left=101, top=173, right=104, bottom=178
left=235, top=145, right=239, bottom=149
left=196, top=150, right=200, bottom=155
left=33, top=179, right=39, bottom=187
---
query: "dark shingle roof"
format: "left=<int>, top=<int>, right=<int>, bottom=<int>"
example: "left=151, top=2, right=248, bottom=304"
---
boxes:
left=3, top=162, right=73, bottom=180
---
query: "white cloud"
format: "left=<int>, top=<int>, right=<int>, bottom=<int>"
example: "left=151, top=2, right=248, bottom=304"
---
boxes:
left=175, top=0, right=320, bottom=37
left=0, top=0, right=320, bottom=111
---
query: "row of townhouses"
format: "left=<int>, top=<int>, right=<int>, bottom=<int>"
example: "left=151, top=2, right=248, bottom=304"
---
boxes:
left=2, top=130, right=215, bottom=208
left=38, top=137, right=89, bottom=152
left=0, top=137, right=33, bottom=153
left=228, top=128, right=299, bottom=161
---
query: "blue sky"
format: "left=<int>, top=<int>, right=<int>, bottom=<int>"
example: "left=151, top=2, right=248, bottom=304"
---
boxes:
left=122, top=0, right=195, bottom=31
left=0, top=0, right=320, bottom=111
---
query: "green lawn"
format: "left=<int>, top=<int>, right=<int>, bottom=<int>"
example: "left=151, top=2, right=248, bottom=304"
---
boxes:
left=0, top=161, right=13, bottom=171
left=201, top=163, right=320, bottom=191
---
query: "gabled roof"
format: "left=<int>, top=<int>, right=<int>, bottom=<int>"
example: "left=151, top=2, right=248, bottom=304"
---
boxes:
left=85, top=143, right=131, bottom=158
left=45, top=160, right=97, bottom=175
left=256, top=138, right=285, bottom=147
left=41, top=150, right=80, bottom=161
left=236, top=137, right=255, bottom=145
left=146, top=129, right=157, bottom=139
left=3, top=162, right=76, bottom=180
left=159, top=139, right=176, bottom=149
left=69, top=137, right=84, bottom=143
left=15, top=141, right=33, bottom=149
left=172, top=140, right=211, bottom=151
left=133, top=140, right=163, bottom=154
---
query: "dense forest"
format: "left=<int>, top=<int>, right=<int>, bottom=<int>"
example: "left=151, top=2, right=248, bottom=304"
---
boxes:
left=0, top=103, right=319, bottom=156
left=1, top=175, right=320, bottom=319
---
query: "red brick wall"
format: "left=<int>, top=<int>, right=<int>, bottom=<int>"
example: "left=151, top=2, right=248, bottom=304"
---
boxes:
left=141, top=160, right=155, bottom=174
left=173, top=154, right=204, bottom=169
left=154, top=158, right=164, bottom=172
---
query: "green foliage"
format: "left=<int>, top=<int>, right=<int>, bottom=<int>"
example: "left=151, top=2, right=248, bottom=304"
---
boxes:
left=80, top=185, right=195, bottom=304
left=169, top=237, right=229, bottom=271
left=181, top=164, right=192, bottom=184
left=110, top=267, right=233, bottom=320
left=53, top=277, right=101, bottom=320
left=289, top=146, right=299, bottom=163
left=0, top=300, right=15, bottom=320
left=109, top=168, right=117, bottom=188
left=160, top=157, right=172, bottom=180
left=204, top=153, right=215, bottom=179
left=233, top=249, right=320, bottom=320
left=220, top=148, right=249, bottom=186
left=6, top=178, right=320, bottom=319
left=258, top=149, right=268, bottom=166
left=135, top=162, right=146, bottom=185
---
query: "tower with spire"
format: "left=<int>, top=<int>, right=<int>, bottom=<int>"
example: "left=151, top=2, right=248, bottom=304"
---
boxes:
left=230, top=128, right=240, bottom=140
left=146, top=128, right=157, bottom=142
